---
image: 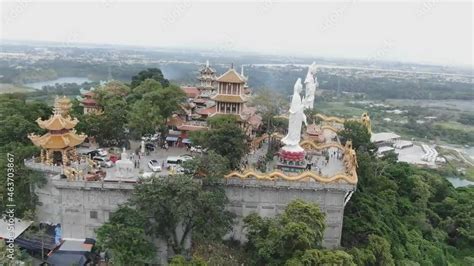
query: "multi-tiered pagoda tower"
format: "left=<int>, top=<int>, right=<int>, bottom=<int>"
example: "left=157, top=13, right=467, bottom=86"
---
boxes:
left=210, top=66, right=248, bottom=121
left=197, top=60, right=217, bottom=97
left=28, top=96, right=87, bottom=165
left=77, top=87, right=101, bottom=115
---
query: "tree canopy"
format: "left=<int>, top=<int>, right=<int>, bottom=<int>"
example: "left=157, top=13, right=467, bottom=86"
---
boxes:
left=96, top=174, right=234, bottom=262
left=0, top=94, right=48, bottom=218
left=95, top=206, right=155, bottom=265
left=190, top=115, right=247, bottom=170
left=244, top=199, right=354, bottom=265
left=341, top=120, right=474, bottom=265
left=131, top=68, right=170, bottom=88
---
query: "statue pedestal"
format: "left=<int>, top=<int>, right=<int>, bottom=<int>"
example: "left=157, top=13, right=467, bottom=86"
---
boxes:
left=277, top=147, right=306, bottom=173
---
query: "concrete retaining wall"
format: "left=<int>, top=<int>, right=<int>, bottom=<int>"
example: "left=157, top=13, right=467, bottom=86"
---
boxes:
left=35, top=177, right=355, bottom=248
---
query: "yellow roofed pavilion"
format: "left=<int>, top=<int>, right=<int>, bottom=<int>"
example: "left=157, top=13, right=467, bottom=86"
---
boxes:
left=28, top=96, right=87, bottom=165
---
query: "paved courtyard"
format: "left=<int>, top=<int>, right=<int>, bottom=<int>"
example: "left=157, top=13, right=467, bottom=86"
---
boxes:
left=245, top=140, right=346, bottom=177
left=77, top=146, right=195, bottom=180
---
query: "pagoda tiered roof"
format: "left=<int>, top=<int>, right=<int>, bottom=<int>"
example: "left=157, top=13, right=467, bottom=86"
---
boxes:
left=28, top=96, right=87, bottom=150
left=199, top=60, right=216, bottom=75
left=216, top=68, right=246, bottom=83
left=36, top=114, right=79, bottom=130
left=211, top=94, right=247, bottom=103
left=29, top=130, right=87, bottom=149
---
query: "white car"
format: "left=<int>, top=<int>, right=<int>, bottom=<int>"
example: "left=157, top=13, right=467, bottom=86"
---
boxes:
left=92, top=156, right=113, bottom=168
left=96, top=148, right=108, bottom=157
left=190, top=146, right=206, bottom=153
left=148, top=159, right=162, bottom=172
left=178, top=154, right=193, bottom=162
left=141, top=133, right=159, bottom=142
left=166, top=155, right=192, bottom=168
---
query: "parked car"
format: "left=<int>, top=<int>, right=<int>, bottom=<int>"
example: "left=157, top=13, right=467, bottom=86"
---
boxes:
left=96, top=148, right=108, bottom=157
left=109, top=155, right=119, bottom=163
left=145, top=143, right=156, bottom=152
left=148, top=159, right=162, bottom=172
left=141, top=133, right=159, bottom=142
left=175, top=165, right=185, bottom=174
left=85, top=150, right=100, bottom=158
left=166, top=155, right=193, bottom=168
left=190, top=146, right=207, bottom=153
left=85, top=148, right=108, bottom=158
left=92, top=156, right=114, bottom=168
left=178, top=154, right=193, bottom=162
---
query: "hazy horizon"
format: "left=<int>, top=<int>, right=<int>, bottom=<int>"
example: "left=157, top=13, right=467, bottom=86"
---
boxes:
left=1, top=1, right=472, bottom=67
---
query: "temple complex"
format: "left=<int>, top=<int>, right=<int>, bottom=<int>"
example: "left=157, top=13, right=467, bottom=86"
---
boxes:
left=171, top=62, right=262, bottom=145
left=26, top=63, right=363, bottom=252
left=28, top=96, right=87, bottom=165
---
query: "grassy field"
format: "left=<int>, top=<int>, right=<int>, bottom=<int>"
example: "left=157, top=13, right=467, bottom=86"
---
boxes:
left=434, top=121, right=474, bottom=132
left=0, top=83, right=35, bottom=94
left=437, top=146, right=474, bottom=181
left=315, top=101, right=368, bottom=118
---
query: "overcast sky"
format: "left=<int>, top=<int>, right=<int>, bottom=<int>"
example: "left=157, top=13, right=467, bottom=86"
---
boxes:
left=1, top=1, right=472, bottom=66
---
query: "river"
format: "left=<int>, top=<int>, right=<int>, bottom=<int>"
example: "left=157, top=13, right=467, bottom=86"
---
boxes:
left=25, top=77, right=92, bottom=90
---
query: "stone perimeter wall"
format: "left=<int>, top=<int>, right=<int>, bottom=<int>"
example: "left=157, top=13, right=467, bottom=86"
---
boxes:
left=35, top=177, right=355, bottom=248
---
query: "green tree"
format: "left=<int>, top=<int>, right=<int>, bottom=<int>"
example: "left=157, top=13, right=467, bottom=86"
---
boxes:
left=286, top=249, right=355, bottom=266
left=0, top=95, right=48, bottom=218
left=127, top=79, right=185, bottom=138
left=250, top=88, right=288, bottom=135
left=190, top=115, right=247, bottom=169
left=131, top=68, right=170, bottom=88
left=127, top=175, right=233, bottom=258
left=95, top=206, right=155, bottom=265
left=127, top=99, right=162, bottom=139
left=339, top=120, right=373, bottom=151
left=244, top=199, right=352, bottom=265
left=76, top=97, right=128, bottom=147
left=341, top=116, right=473, bottom=264
left=182, top=151, right=230, bottom=181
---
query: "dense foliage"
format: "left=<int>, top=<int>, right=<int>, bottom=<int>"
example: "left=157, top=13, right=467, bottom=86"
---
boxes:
left=131, top=68, right=170, bottom=88
left=0, top=94, right=48, bottom=218
left=341, top=122, right=474, bottom=265
left=95, top=207, right=155, bottom=265
left=244, top=200, right=354, bottom=265
left=190, top=115, right=248, bottom=170
left=71, top=72, right=185, bottom=145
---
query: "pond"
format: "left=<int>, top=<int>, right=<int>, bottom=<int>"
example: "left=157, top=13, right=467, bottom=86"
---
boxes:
left=446, top=176, right=474, bottom=188
left=25, top=77, right=92, bottom=90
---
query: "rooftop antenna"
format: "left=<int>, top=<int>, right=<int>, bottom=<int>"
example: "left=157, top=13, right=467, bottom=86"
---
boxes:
left=231, top=63, right=234, bottom=69
left=206, top=60, right=209, bottom=67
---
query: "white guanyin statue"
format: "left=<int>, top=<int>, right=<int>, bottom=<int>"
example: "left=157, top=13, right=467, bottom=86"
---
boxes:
left=281, top=78, right=307, bottom=152
left=304, top=62, right=318, bottom=109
